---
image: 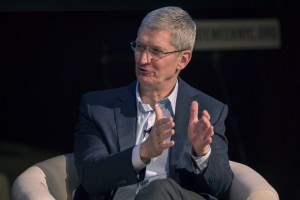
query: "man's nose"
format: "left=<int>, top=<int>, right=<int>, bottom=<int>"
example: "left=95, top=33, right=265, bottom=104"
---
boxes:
left=139, top=48, right=151, bottom=64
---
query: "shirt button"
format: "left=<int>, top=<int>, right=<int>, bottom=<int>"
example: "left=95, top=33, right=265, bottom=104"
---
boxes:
left=208, top=177, right=215, bottom=185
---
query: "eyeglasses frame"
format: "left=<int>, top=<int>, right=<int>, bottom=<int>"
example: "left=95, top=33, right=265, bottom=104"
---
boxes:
left=130, top=41, right=188, bottom=60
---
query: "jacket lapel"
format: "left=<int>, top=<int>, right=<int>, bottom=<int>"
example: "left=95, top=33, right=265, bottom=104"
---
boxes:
left=114, top=82, right=137, bottom=152
left=169, top=79, right=198, bottom=176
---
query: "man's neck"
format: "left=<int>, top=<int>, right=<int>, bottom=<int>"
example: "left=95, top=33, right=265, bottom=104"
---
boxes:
left=139, top=81, right=176, bottom=108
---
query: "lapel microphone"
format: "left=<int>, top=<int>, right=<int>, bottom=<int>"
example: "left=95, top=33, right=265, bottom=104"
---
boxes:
left=143, top=126, right=152, bottom=137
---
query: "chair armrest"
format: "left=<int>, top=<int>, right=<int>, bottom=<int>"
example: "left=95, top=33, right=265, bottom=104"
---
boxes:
left=11, top=166, right=55, bottom=200
left=11, top=154, right=78, bottom=200
left=229, top=161, right=279, bottom=200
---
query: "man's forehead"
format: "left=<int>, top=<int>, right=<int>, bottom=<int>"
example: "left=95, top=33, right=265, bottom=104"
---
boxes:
left=137, top=27, right=173, bottom=47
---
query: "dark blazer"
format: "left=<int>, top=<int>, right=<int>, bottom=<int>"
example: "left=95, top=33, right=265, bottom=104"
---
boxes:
left=74, top=78, right=233, bottom=200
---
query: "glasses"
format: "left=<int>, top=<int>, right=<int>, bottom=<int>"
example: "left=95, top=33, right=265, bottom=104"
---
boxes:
left=130, top=41, right=188, bottom=60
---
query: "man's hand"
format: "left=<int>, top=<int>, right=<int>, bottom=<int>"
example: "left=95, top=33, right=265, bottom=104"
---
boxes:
left=188, top=101, right=214, bottom=156
left=139, top=105, right=175, bottom=164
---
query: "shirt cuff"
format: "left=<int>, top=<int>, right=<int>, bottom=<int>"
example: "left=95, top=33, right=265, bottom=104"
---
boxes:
left=132, top=144, right=147, bottom=172
left=190, top=146, right=211, bottom=171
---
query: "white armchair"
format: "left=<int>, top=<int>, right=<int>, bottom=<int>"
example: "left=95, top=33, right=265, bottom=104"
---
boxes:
left=11, top=153, right=279, bottom=200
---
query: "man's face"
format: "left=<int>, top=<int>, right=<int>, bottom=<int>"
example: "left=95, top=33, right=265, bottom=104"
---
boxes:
left=134, top=26, right=186, bottom=90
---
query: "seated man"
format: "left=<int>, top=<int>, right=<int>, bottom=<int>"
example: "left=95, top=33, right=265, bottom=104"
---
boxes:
left=74, top=6, right=233, bottom=200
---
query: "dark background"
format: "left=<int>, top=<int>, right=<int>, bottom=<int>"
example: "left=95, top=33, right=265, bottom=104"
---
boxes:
left=1, top=1, right=299, bottom=199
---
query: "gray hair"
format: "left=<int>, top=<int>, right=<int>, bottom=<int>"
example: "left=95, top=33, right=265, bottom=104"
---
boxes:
left=138, top=6, right=196, bottom=51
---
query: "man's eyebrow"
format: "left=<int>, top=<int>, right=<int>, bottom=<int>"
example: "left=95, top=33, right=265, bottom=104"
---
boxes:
left=136, top=40, right=164, bottom=50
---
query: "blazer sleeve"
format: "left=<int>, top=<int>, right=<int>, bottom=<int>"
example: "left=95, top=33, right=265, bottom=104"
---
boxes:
left=177, top=103, right=233, bottom=200
left=74, top=93, right=140, bottom=195
left=201, top=104, right=233, bottom=198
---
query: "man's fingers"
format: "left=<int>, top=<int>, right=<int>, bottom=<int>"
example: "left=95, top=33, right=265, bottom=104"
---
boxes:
left=202, top=110, right=211, bottom=120
left=158, top=128, right=174, bottom=141
left=189, top=101, right=199, bottom=123
left=196, top=116, right=213, bottom=133
left=154, top=105, right=164, bottom=122
left=160, top=140, right=175, bottom=149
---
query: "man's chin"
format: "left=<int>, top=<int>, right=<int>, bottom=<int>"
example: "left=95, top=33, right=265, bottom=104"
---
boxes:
left=137, top=76, right=155, bottom=85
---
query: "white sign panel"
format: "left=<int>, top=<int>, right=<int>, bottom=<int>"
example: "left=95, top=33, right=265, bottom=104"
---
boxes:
left=194, top=18, right=281, bottom=50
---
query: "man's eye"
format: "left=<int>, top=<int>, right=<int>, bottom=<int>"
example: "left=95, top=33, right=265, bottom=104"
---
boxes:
left=136, top=44, right=144, bottom=49
left=151, top=49, right=163, bottom=56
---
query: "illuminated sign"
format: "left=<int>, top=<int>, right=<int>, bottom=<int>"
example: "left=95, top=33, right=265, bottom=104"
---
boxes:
left=194, top=19, right=281, bottom=50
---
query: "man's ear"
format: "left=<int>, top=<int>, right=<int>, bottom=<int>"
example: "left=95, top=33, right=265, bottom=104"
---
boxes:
left=177, top=50, right=192, bottom=71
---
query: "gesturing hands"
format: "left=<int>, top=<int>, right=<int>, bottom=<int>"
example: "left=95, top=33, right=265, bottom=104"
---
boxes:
left=188, top=101, right=214, bottom=156
left=139, top=105, right=175, bottom=164
left=139, top=101, right=213, bottom=164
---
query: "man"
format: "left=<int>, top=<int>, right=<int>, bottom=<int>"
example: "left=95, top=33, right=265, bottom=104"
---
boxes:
left=74, top=6, right=233, bottom=200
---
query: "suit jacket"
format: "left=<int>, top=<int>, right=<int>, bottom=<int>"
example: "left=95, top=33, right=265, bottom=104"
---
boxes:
left=74, top=78, right=233, bottom=200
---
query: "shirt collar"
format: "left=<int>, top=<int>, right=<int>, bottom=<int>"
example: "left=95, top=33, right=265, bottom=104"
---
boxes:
left=135, top=80, right=178, bottom=115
